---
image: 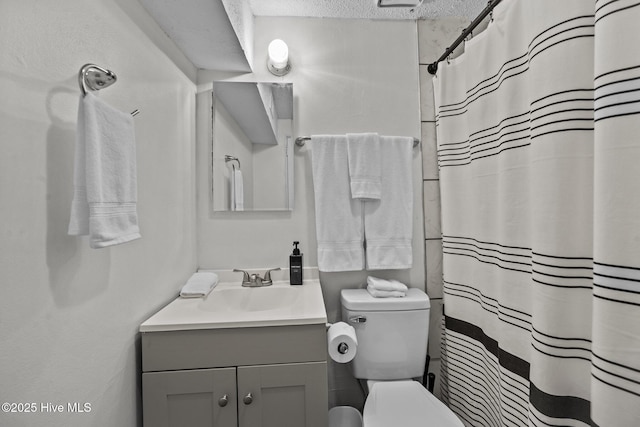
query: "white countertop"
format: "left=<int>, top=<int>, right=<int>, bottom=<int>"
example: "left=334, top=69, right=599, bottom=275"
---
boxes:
left=140, top=273, right=327, bottom=333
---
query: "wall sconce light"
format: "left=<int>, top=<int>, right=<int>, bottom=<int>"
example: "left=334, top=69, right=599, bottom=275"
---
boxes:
left=267, top=39, right=290, bottom=76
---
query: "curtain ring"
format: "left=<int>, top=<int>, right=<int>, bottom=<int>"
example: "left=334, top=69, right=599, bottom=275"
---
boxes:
left=490, top=10, right=494, bottom=22
left=447, top=54, right=452, bottom=64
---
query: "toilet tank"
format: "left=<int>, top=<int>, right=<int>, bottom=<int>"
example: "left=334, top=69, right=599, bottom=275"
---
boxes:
left=340, top=288, right=430, bottom=380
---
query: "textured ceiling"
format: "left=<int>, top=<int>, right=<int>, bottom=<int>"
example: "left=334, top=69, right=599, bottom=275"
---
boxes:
left=139, top=0, right=488, bottom=72
left=249, top=0, right=487, bottom=20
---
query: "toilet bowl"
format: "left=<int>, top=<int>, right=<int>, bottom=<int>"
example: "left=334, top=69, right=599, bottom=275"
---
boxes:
left=340, top=288, right=463, bottom=427
left=363, top=381, right=463, bottom=427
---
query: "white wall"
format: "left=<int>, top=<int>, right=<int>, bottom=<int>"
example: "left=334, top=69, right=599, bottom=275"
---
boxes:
left=197, top=16, right=423, bottom=408
left=0, top=1, right=198, bottom=426
left=251, top=120, right=292, bottom=210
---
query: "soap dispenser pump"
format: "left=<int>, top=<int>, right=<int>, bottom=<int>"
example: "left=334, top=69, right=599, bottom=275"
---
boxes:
left=289, top=241, right=303, bottom=285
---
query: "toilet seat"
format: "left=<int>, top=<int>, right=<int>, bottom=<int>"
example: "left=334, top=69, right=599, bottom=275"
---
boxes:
left=363, top=381, right=464, bottom=427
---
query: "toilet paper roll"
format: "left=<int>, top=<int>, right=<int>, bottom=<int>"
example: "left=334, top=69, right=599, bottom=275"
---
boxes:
left=327, top=322, right=358, bottom=363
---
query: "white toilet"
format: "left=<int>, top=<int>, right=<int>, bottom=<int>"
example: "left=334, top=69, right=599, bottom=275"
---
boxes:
left=341, top=288, right=464, bottom=427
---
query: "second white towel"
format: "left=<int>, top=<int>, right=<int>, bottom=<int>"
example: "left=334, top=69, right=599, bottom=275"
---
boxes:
left=231, top=169, right=244, bottom=211
left=364, top=136, right=413, bottom=270
left=311, top=135, right=365, bottom=272
left=347, top=133, right=381, bottom=200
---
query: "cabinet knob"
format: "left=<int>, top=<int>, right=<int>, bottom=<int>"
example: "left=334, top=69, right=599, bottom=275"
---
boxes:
left=218, top=394, right=229, bottom=407
left=243, top=393, right=253, bottom=405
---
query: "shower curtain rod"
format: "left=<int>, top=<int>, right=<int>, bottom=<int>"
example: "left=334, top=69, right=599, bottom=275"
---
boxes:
left=427, top=0, right=503, bottom=75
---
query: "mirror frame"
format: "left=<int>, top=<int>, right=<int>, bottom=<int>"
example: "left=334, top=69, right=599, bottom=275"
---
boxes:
left=210, top=81, right=294, bottom=212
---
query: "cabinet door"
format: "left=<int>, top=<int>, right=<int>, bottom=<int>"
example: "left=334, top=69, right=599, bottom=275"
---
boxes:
left=237, top=362, right=328, bottom=427
left=143, top=367, right=237, bottom=427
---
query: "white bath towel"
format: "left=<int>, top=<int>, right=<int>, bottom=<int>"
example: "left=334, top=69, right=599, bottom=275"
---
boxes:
left=231, top=168, right=244, bottom=211
left=366, top=285, right=406, bottom=298
left=180, top=272, right=219, bottom=298
left=347, top=133, right=382, bottom=200
left=68, top=93, right=141, bottom=248
left=311, top=135, right=365, bottom=272
left=367, top=276, right=409, bottom=293
left=364, top=136, right=413, bottom=269
left=69, top=96, right=90, bottom=236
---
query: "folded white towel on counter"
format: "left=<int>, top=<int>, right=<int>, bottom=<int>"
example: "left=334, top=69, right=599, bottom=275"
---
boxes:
left=347, top=133, right=382, bottom=200
left=311, top=135, right=365, bottom=272
left=367, top=276, right=409, bottom=293
left=366, top=285, right=406, bottom=298
left=68, top=93, right=141, bottom=248
left=180, top=272, right=219, bottom=298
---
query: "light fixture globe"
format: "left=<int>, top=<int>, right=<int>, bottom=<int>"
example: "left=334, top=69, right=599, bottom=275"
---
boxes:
left=267, top=39, right=290, bottom=76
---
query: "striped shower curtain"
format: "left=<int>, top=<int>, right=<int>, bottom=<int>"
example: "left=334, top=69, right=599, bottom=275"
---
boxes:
left=433, top=1, right=640, bottom=426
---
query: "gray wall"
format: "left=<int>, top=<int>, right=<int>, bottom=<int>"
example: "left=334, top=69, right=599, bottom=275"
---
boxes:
left=419, top=17, right=469, bottom=399
left=0, top=1, right=198, bottom=426
left=196, top=15, right=471, bottom=409
left=197, top=17, right=423, bottom=409
left=0, top=3, right=475, bottom=425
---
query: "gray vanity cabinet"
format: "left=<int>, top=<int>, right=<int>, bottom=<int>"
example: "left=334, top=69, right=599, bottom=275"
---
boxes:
left=237, top=362, right=327, bottom=427
left=141, top=324, right=328, bottom=427
left=143, top=367, right=237, bottom=427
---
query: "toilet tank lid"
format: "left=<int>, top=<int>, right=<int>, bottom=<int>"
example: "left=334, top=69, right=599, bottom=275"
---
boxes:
left=341, top=288, right=430, bottom=311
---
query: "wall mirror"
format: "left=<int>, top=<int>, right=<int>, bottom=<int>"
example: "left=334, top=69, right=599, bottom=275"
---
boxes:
left=211, top=81, right=294, bottom=212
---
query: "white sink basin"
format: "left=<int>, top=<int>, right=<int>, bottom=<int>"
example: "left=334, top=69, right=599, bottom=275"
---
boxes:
left=140, top=271, right=327, bottom=332
left=198, top=286, right=300, bottom=313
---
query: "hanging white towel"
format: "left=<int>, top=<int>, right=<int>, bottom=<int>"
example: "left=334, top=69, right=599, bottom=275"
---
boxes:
left=364, top=136, right=413, bottom=269
left=231, top=168, right=244, bottom=211
left=311, top=135, right=365, bottom=272
left=69, top=96, right=90, bottom=236
left=68, top=93, right=141, bottom=248
left=347, top=133, right=382, bottom=200
left=180, top=272, right=219, bottom=298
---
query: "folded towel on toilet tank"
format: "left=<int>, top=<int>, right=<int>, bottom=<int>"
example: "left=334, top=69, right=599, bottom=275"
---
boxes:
left=366, top=276, right=408, bottom=297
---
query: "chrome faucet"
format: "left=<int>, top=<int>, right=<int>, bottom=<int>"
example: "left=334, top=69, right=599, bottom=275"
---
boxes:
left=233, top=268, right=281, bottom=287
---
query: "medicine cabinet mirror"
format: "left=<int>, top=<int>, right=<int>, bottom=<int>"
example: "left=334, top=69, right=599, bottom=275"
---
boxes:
left=211, top=81, right=294, bottom=212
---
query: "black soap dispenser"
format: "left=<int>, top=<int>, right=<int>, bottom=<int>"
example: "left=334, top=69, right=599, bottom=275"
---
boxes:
left=289, top=241, right=303, bottom=285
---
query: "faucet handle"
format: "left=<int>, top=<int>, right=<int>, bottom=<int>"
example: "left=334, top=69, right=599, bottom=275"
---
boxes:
left=262, top=268, right=281, bottom=285
left=233, top=269, right=250, bottom=284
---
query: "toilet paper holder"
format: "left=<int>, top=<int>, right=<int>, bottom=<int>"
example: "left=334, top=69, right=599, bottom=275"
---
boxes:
left=337, top=342, right=350, bottom=355
left=327, top=322, right=358, bottom=363
left=327, top=324, right=351, bottom=354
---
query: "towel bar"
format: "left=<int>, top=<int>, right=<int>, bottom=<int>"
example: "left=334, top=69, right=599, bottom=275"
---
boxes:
left=295, top=136, right=420, bottom=148
left=78, top=63, right=140, bottom=117
left=224, top=155, right=241, bottom=170
left=78, top=63, right=116, bottom=96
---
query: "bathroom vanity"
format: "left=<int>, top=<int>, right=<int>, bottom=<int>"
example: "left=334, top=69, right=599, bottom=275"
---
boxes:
left=140, top=275, right=328, bottom=427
